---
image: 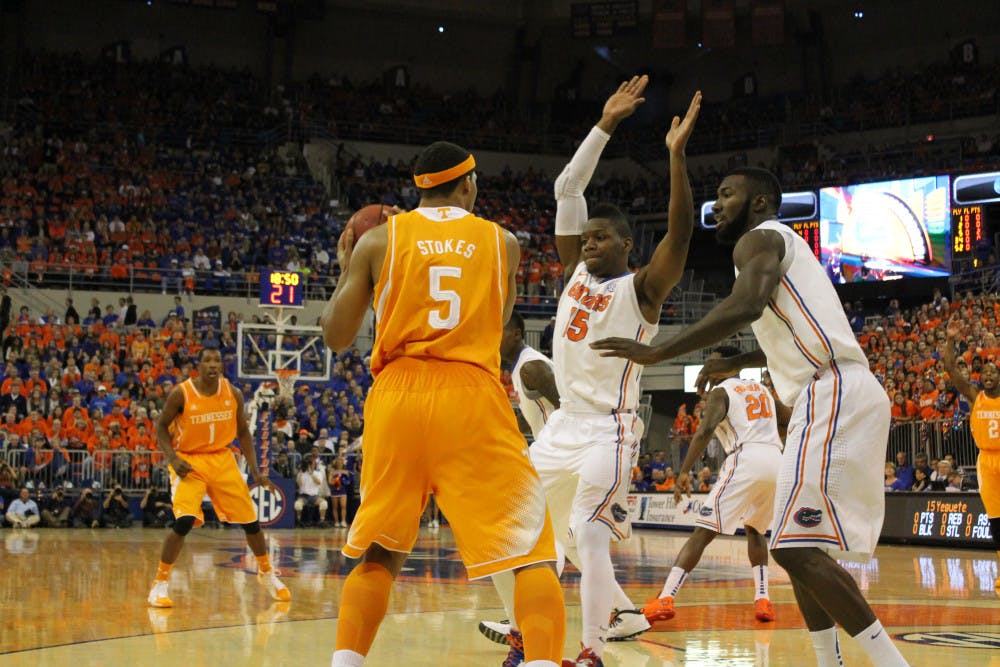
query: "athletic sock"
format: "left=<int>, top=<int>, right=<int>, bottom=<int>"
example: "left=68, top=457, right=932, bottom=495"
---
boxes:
left=523, top=662, right=559, bottom=667
left=851, top=619, right=910, bottom=666
left=334, top=562, right=394, bottom=656
left=330, top=649, right=365, bottom=667
left=256, top=554, right=273, bottom=573
left=659, top=566, right=687, bottom=599
left=491, top=570, right=519, bottom=631
left=577, top=524, right=614, bottom=657
left=809, top=626, right=843, bottom=667
left=514, top=566, right=565, bottom=663
left=753, top=565, right=769, bottom=600
left=155, top=561, right=173, bottom=582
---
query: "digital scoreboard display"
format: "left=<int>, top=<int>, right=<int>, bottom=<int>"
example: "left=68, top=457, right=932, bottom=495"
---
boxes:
left=881, top=493, right=993, bottom=548
left=259, top=269, right=304, bottom=308
left=951, top=204, right=985, bottom=256
left=790, top=220, right=821, bottom=261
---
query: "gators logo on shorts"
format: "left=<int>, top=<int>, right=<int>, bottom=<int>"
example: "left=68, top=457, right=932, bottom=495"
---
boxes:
left=699, top=506, right=714, bottom=517
left=611, top=503, right=628, bottom=522
left=793, top=507, right=823, bottom=527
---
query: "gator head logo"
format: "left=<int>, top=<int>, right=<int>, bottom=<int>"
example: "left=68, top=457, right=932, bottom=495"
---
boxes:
left=611, top=503, right=628, bottom=523
left=699, top=506, right=714, bottom=517
left=793, top=507, right=823, bottom=527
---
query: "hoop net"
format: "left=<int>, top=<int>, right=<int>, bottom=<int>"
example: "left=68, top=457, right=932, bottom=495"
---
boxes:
left=275, top=369, right=300, bottom=401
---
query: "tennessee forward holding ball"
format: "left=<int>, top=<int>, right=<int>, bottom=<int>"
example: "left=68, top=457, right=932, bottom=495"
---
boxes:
left=321, top=141, right=565, bottom=667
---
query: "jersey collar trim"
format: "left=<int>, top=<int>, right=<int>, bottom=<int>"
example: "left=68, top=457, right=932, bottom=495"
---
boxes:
left=415, top=206, right=470, bottom=221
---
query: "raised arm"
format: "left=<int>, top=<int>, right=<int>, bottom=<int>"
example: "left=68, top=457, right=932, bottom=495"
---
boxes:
left=940, top=318, right=980, bottom=405
left=674, top=387, right=728, bottom=502
left=633, top=91, right=701, bottom=323
left=591, top=228, right=785, bottom=365
left=554, top=75, right=648, bottom=280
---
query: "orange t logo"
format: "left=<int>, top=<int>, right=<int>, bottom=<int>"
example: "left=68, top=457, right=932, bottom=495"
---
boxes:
left=437, top=207, right=451, bottom=219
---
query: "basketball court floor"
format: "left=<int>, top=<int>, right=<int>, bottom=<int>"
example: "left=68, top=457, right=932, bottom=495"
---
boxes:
left=1, top=526, right=997, bottom=666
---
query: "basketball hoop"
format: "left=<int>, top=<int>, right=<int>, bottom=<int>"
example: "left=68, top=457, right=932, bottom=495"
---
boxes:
left=274, top=369, right=300, bottom=401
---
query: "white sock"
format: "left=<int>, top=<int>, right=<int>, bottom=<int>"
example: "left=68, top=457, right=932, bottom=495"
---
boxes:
left=490, top=571, right=519, bottom=631
left=852, top=619, right=909, bottom=666
left=576, top=523, right=614, bottom=657
left=331, top=649, right=365, bottom=667
left=659, top=567, right=687, bottom=599
left=753, top=565, right=769, bottom=601
left=809, top=627, right=843, bottom=667
left=523, top=662, right=559, bottom=667
left=754, top=638, right=770, bottom=667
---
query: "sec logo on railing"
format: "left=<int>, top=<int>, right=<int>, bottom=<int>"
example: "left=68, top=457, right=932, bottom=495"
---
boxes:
left=249, top=484, right=287, bottom=525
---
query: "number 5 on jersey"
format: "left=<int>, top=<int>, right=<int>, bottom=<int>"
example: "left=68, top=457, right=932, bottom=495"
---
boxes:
left=564, top=307, right=590, bottom=342
left=429, top=266, right=461, bottom=330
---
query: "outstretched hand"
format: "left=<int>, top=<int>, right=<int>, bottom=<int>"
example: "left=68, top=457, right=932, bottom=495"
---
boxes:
left=945, top=317, right=963, bottom=342
left=601, top=75, right=648, bottom=126
left=665, top=90, right=702, bottom=154
left=694, top=357, right=742, bottom=394
left=590, top=337, right=664, bottom=365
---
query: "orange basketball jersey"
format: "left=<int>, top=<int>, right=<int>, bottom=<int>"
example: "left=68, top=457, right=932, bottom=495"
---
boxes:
left=370, top=206, right=508, bottom=376
left=173, top=378, right=238, bottom=454
left=970, top=391, right=1000, bottom=452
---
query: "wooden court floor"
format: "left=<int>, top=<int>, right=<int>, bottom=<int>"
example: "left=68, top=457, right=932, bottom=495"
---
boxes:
left=0, top=526, right=997, bottom=666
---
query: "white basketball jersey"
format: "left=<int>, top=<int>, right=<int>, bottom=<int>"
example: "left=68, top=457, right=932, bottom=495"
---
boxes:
left=553, top=263, right=658, bottom=413
left=511, top=345, right=557, bottom=439
left=713, top=377, right=784, bottom=456
left=737, top=221, right=868, bottom=405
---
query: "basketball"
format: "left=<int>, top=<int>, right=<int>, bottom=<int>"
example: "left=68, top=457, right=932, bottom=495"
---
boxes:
left=346, top=204, right=393, bottom=240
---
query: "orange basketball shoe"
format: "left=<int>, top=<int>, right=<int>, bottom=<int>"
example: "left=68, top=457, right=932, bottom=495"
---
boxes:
left=642, top=595, right=675, bottom=623
left=754, top=598, right=775, bottom=622
left=147, top=580, right=173, bottom=608
left=258, top=569, right=292, bottom=602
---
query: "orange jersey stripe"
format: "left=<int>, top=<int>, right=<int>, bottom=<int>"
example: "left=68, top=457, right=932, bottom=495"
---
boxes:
left=370, top=207, right=507, bottom=377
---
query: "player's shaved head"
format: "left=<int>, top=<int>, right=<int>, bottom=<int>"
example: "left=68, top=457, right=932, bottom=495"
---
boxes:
left=727, top=167, right=782, bottom=211
left=713, top=345, right=742, bottom=358
left=505, top=309, right=525, bottom=335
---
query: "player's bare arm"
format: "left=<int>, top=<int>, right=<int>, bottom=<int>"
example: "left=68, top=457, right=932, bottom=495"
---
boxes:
left=941, top=318, right=980, bottom=404
left=555, top=75, right=648, bottom=282
left=633, top=91, right=701, bottom=323
left=503, top=229, right=521, bottom=324
left=233, top=388, right=276, bottom=492
left=155, top=387, right=192, bottom=477
left=591, top=229, right=785, bottom=364
left=321, top=223, right=388, bottom=353
left=520, top=359, right=561, bottom=409
left=674, top=387, right=728, bottom=503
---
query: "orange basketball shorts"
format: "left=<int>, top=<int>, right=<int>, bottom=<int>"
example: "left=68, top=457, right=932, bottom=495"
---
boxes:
left=169, top=448, right=257, bottom=527
left=344, top=357, right=556, bottom=579
left=977, top=450, right=1000, bottom=517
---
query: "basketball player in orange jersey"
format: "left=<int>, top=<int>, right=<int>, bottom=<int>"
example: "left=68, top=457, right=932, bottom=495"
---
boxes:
left=146, top=348, right=291, bottom=608
left=942, top=318, right=1000, bottom=590
left=320, top=142, right=566, bottom=667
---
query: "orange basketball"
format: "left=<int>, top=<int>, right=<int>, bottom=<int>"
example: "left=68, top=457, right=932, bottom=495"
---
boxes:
left=346, top=204, right=393, bottom=240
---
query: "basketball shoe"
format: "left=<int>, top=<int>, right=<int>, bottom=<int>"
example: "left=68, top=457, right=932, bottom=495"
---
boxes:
left=502, top=629, right=524, bottom=667
left=607, top=609, right=650, bottom=641
left=754, top=598, right=775, bottom=622
left=561, top=646, right=603, bottom=667
left=147, top=580, right=173, bottom=608
left=478, top=619, right=512, bottom=645
left=642, top=596, right=675, bottom=623
left=258, top=569, right=292, bottom=602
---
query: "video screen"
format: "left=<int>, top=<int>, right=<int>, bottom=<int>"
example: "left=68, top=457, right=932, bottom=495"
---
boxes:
left=819, top=176, right=950, bottom=282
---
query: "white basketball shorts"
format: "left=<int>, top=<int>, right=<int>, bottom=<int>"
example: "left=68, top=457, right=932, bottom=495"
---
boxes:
left=696, top=442, right=781, bottom=535
left=770, top=361, right=890, bottom=557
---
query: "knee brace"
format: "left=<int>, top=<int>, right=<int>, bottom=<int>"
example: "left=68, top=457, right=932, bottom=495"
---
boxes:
left=172, top=515, right=196, bottom=536
left=294, top=498, right=304, bottom=511
left=243, top=521, right=261, bottom=535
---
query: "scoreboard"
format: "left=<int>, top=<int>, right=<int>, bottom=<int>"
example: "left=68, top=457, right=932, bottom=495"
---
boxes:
left=790, top=220, right=822, bottom=262
left=881, top=493, right=993, bottom=548
left=951, top=204, right=987, bottom=259
left=571, top=1, right=638, bottom=37
left=259, top=269, right=304, bottom=308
